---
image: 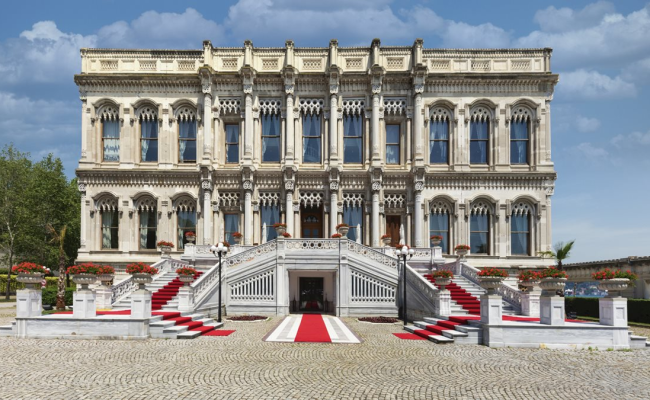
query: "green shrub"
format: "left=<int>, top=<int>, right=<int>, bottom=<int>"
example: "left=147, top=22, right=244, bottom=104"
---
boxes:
left=0, top=275, right=73, bottom=295
left=42, top=287, right=74, bottom=307
left=565, top=297, right=650, bottom=324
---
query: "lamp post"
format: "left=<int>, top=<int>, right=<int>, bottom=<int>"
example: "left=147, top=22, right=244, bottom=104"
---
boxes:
left=397, top=245, right=415, bottom=326
left=210, top=243, right=229, bottom=323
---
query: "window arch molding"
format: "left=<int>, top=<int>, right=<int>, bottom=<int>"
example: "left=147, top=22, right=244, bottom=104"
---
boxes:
left=133, top=191, right=159, bottom=212
left=508, top=196, right=539, bottom=257
left=427, top=101, right=456, bottom=165
left=467, top=100, right=496, bottom=166
left=171, top=193, right=198, bottom=213
left=92, top=99, right=121, bottom=124
left=427, top=195, right=456, bottom=254
left=93, top=192, right=119, bottom=213
left=171, top=100, right=200, bottom=123
left=467, top=195, right=497, bottom=255
left=133, top=100, right=161, bottom=122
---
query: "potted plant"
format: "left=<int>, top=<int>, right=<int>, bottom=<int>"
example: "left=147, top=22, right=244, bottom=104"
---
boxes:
left=126, top=262, right=159, bottom=289
left=592, top=268, right=637, bottom=297
left=176, top=266, right=199, bottom=286
left=66, top=263, right=103, bottom=290
left=454, top=244, right=470, bottom=257
left=477, top=267, right=508, bottom=294
left=431, top=270, right=454, bottom=290
left=538, top=266, right=568, bottom=294
left=331, top=233, right=342, bottom=239
left=518, top=270, right=542, bottom=290
left=282, top=232, right=291, bottom=238
left=336, top=223, right=350, bottom=237
left=272, top=223, right=287, bottom=235
left=232, top=232, right=243, bottom=245
left=12, top=262, right=48, bottom=288
left=156, top=240, right=174, bottom=258
left=430, top=235, right=443, bottom=246
left=381, top=234, right=391, bottom=246
left=185, top=231, right=196, bottom=244
left=97, top=265, right=115, bottom=286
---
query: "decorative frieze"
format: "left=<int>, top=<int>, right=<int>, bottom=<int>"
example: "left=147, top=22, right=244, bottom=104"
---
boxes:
left=342, top=98, right=365, bottom=116
left=298, top=98, right=324, bottom=115
left=259, top=99, right=281, bottom=115
left=342, top=192, right=364, bottom=207
left=258, top=192, right=280, bottom=206
left=383, top=98, right=406, bottom=116
left=219, top=98, right=241, bottom=115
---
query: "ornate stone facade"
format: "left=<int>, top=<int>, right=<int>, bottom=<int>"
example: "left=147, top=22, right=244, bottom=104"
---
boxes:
left=75, top=39, right=558, bottom=267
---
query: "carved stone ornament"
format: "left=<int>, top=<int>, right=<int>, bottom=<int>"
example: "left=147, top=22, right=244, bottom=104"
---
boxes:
left=329, top=181, right=339, bottom=191
left=414, top=181, right=424, bottom=191
left=78, top=183, right=87, bottom=193
left=285, top=180, right=295, bottom=191
left=243, top=180, right=253, bottom=190
left=371, top=84, right=381, bottom=94
left=243, top=84, right=253, bottom=94
left=202, top=82, right=212, bottom=94
left=372, top=181, right=382, bottom=191
left=285, top=84, right=295, bottom=94
left=201, top=180, right=212, bottom=190
left=292, top=204, right=300, bottom=212
left=329, top=84, right=339, bottom=94
left=414, top=84, right=424, bottom=94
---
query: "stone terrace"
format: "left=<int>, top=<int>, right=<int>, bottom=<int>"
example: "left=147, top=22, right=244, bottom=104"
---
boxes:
left=0, top=307, right=649, bottom=400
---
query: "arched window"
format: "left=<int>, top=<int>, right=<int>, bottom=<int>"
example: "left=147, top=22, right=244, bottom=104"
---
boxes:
left=511, top=202, right=533, bottom=255
left=429, top=107, right=451, bottom=164
left=300, top=98, right=323, bottom=163
left=260, top=99, right=281, bottom=162
left=470, top=200, right=492, bottom=254
left=469, top=106, right=491, bottom=164
left=174, top=197, right=196, bottom=249
left=429, top=199, right=452, bottom=253
left=342, top=193, right=364, bottom=243
left=176, top=106, right=197, bottom=163
left=136, top=196, right=157, bottom=250
left=510, top=106, right=532, bottom=165
left=343, top=99, right=364, bottom=164
left=259, top=192, right=280, bottom=242
left=99, top=105, right=120, bottom=162
left=138, top=106, right=158, bottom=162
left=96, top=195, right=119, bottom=249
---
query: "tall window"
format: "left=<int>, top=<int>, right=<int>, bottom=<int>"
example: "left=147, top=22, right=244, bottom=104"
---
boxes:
left=511, top=214, right=530, bottom=255
left=179, top=120, right=197, bottom=163
left=225, top=124, right=239, bottom=163
left=343, top=204, right=363, bottom=242
left=386, top=125, right=400, bottom=164
left=262, top=113, right=281, bottom=162
left=177, top=209, right=196, bottom=250
left=510, top=120, right=529, bottom=164
left=429, top=213, right=449, bottom=253
left=430, top=120, right=449, bottom=164
left=470, top=120, right=489, bottom=164
left=470, top=213, right=490, bottom=254
left=139, top=209, right=157, bottom=249
left=343, top=115, right=362, bottom=163
left=102, top=119, right=120, bottom=162
left=224, top=214, right=239, bottom=245
left=141, top=118, right=158, bottom=162
left=101, top=210, right=119, bottom=249
left=302, top=113, right=321, bottom=163
left=261, top=204, right=280, bottom=242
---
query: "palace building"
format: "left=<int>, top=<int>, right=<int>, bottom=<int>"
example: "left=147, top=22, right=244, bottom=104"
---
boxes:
left=74, top=39, right=558, bottom=269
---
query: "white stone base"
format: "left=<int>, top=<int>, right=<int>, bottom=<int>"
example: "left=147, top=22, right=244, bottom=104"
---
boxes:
left=73, top=290, right=96, bottom=319
left=177, top=287, right=194, bottom=313
left=599, top=297, right=628, bottom=327
left=480, top=294, right=502, bottom=325
left=16, top=289, right=42, bottom=318
left=131, top=290, right=152, bottom=319
left=95, top=286, right=112, bottom=310
left=521, top=292, right=540, bottom=317
left=436, top=290, right=451, bottom=317
left=540, top=296, right=565, bottom=326
left=15, top=315, right=149, bottom=340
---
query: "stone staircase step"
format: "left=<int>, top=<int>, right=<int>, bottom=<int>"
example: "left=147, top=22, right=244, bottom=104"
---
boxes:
left=630, top=335, right=649, bottom=349
left=0, top=325, right=14, bottom=337
left=162, top=325, right=190, bottom=334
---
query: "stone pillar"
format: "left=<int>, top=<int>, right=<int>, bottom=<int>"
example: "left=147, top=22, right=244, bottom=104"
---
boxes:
left=414, top=185, right=423, bottom=247
left=79, top=184, right=87, bottom=250
left=202, top=92, right=212, bottom=160
left=16, top=288, right=42, bottom=318
left=131, top=289, right=152, bottom=319
left=330, top=182, right=338, bottom=236
left=371, top=94, right=380, bottom=162
left=73, top=289, right=96, bottom=319
left=95, top=285, right=112, bottom=310
left=413, top=92, right=424, bottom=163
left=177, top=286, right=194, bottom=313
left=540, top=294, right=565, bottom=326
left=436, top=289, right=452, bottom=317
left=521, top=292, right=540, bottom=317
left=286, top=93, right=294, bottom=163
left=244, top=93, right=253, bottom=161
left=599, top=297, right=628, bottom=327
left=202, top=181, right=213, bottom=245
left=276, top=236, right=289, bottom=315
left=480, top=294, right=502, bottom=325
left=285, top=182, right=294, bottom=236
left=371, top=186, right=380, bottom=247
left=330, top=94, right=338, bottom=164
left=432, top=246, right=445, bottom=265
left=244, top=182, right=253, bottom=246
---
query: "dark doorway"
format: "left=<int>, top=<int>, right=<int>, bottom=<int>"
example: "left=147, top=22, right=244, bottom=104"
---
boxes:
left=299, top=277, right=324, bottom=312
left=301, top=204, right=323, bottom=238
left=386, top=215, right=401, bottom=247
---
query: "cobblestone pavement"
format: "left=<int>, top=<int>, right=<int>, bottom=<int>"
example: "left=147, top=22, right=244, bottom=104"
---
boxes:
left=0, top=310, right=649, bottom=400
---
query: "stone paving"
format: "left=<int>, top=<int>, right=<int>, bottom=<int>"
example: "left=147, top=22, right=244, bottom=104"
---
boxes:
left=0, top=308, right=649, bottom=400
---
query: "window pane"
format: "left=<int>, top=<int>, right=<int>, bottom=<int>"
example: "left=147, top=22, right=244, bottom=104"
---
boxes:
left=262, top=114, right=280, bottom=162
left=303, top=114, right=321, bottom=137
left=510, top=141, right=527, bottom=164
left=180, top=139, right=196, bottom=162
left=177, top=210, right=196, bottom=249
left=261, top=205, right=280, bottom=242
left=430, top=141, right=448, bottom=164
left=103, top=120, right=120, bottom=162
left=344, top=138, right=362, bottom=163
left=140, top=209, right=157, bottom=249
left=386, top=144, right=399, bottom=164
left=343, top=205, right=363, bottom=242
left=470, top=141, right=487, bottom=164
left=470, top=121, right=488, bottom=140
left=510, top=121, right=528, bottom=140
left=303, top=137, right=321, bottom=163
left=386, top=125, right=400, bottom=143
left=344, top=115, right=362, bottom=137
left=224, top=214, right=239, bottom=245
left=226, top=144, right=239, bottom=163
left=101, top=210, right=118, bottom=249
left=430, top=121, right=449, bottom=140
left=226, top=124, right=239, bottom=142
left=179, top=121, right=196, bottom=138
left=429, top=214, right=449, bottom=253
left=470, top=232, right=489, bottom=254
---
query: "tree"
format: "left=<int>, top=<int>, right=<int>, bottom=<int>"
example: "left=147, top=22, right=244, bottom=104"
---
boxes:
left=46, top=224, right=67, bottom=310
left=538, top=240, right=576, bottom=271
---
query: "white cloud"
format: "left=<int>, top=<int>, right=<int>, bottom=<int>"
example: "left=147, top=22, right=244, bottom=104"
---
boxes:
left=621, top=57, right=650, bottom=84
left=440, top=21, right=510, bottom=48
left=611, top=130, right=650, bottom=147
left=576, top=142, right=608, bottom=158
left=557, top=69, right=636, bottom=100
left=575, top=116, right=601, bottom=133
left=533, top=1, right=616, bottom=33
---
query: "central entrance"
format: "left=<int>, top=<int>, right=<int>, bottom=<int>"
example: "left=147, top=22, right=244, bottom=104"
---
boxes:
left=299, top=277, right=324, bottom=312
left=301, top=204, right=323, bottom=238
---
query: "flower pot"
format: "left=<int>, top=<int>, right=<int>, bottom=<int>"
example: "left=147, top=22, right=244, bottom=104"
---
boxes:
left=381, top=237, right=391, bottom=247
left=337, top=226, right=349, bottom=237
left=159, top=246, right=172, bottom=259
left=478, top=277, right=503, bottom=295
left=274, top=226, right=286, bottom=236
left=431, top=239, right=442, bottom=246
left=597, top=278, right=630, bottom=298
left=435, top=277, right=452, bottom=291
left=456, top=249, right=468, bottom=257
left=16, top=273, right=44, bottom=289
left=234, top=236, right=242, bottom=245
left=519, top=280, right=540, bottom=289
left=131, top=273, right=154, bottom=290
left=72, top=273, right=98, bottom=290
left=539, top=277, right=567, bottom=296
left=178, top=275, right=195, bottom=286
left=98, top=274, right=114, bottom=286
left=186, top=236, right=196, bottom=243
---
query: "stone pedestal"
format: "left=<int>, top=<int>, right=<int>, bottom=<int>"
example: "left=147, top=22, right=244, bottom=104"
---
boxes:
left=540, top=295, right=565, bottom=325
left=177, top=287, right=194, bottom=313
left=599, top=297, right=628, bottom=327
left=95, top=285, right=112, bottom=310
left=131, top=290, right=152, bottom=319
left=436, top=289, right=452, bottom=317
left=432, top=246, right=445, bottom=265
left=521, top=292, right=540, bottom=317
left=480, top=294, right=502, bottom=325
left=73, top=290, right=96, bottom=319
left=16, top=289, right=42, bottom=318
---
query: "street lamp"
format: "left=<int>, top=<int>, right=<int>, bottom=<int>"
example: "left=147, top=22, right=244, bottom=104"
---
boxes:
left=210, top=242, right=229, bottom=323
left=397, top=245, right=415, bottom=326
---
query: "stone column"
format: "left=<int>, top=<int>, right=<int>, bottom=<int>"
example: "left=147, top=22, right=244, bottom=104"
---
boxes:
left=178, top=286, right=194, bottom=313
left=330, top=94, right=338, bottom=164
left=16, top=287, right=42, bottom=318
left=244, top=182, right=253, bottom=246
left=330, top=181, right=338, bottom=236
left=480, top=294, right=502, bottom=325
left=286, top=93, right=294, bottom=163
left=371, top=184, right=380, bottom=247
left=414, top=184, right=423, bottom=247
left=436, top=288, right=452, bottom=317
left=202, top=92, right=212, bottom=160
left=285, top=181, right=294, bottom=236
left=202, top=182, right=212, bottom=245
left=521, top=291, right=541, bottom=317
left=413, top=91, right=424, bottom=163
left=244, top=93, right=253, bottom=161
left=276, top=236, right=289, bottom=315
left=599, top=297, right=628, bottom=327
left=95, top=283, right=112, bottom=310
left=79, top=184, right=87, bottom=250
left=73, top=288, right=96, bottom=319
left=131, top=288, right=152, bottom=319
left=540, top=292, right=565, bottom=326
left=371, top=94, right=380, bottom=162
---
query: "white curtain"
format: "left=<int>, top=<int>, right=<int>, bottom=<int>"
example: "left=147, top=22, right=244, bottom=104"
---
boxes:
left=179, top=121, right=196, bottom=162
left=140, top=211, right=149, bottom=249
left=302, top=114, right=321, bottom=163
left=261, top=205, right=279, bottom=242
left=429, top=120, right=449, bottom=163
left=343, top=205, right=363, bottom=242
left=103, top=121, right=120, bottom=162
left=141, top=120, right=158, bottom=162
left=343, top=115, right=362, bottom=163
left=102, top=211, right=116, bottom=249
left=470, top=120, right=488, bottom=164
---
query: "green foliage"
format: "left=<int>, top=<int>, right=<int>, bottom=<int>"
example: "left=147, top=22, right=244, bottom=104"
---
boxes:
left=42, top=287, right=74, bottom=306
left=538, top=240, right=576, bottom=269
left=565, top=297, right=650, bottom=324
left=0, top=275, right=66, bottom=294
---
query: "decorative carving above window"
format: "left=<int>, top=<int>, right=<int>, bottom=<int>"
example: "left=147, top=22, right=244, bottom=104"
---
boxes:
left=471, top=60, right=490, bottom=71
left=178, top=60, right=195, bottom=71
left=137, top=106, right=157, bottom=121
left=100, top=60, right=118, bottom=71
left=98, top=105, right=119, bottom=122
left=262, top=58, right=278, bottom=70
left=430, top=200, right=451, bottom=215
left=259, top=99, right=281, bottom=115
left=386, top=57, right=404, bottom=69
left=219, top=98, right=241, bottom=115
left=342, top=98, right=365, bottom=116
left=471, top=200, right=492, bottom=215
left=299, top=191, right=324, bottom=207
left=135, top=196, right=156, bottom=211
left=511, top=202, right=532, bottom=216
left=470, top=106, right=491, bottom=122
left=430, top=60, right=450, bottom=70
left=429, top=106, right=452, bottom=122
left=258, top=192, right=280, bottom=206
left=96, top=195, right=118, bottom=211
left=299, top=98, right=324, bottom=115
left=222, top=58, right=238, bottom=70
left=511, top=106, right=533, bottom=122
left=173, top=197, right=196, bottom=212
left=302, top=59, right=322, bottom=70
left=384, top=193, right=405, bottom=209
left=219, top=192, right=241, bottom=208
left=383, top=98, right=406, bottom=116
left=342, top=192, right=364, bottom=207
left=139, top=60, right=156, bottom=71
left=511, top=60, right=531, bottom=71
left=175, top=106, right=197, bottom=122
left=346, top=58, right=362, bottom=69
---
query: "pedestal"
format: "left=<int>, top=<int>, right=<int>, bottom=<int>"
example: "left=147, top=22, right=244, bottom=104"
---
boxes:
left=16, top=289, right=42, bottom=318
left=131, top=290, right=152, bottom=319
left=73, top=290, right=96, bottom=319
left=599, top=297, right=628, bottom=327
left=540, top=295, right=565, bottom=325
left=177, top=287, right=194, bottom=313
left=480, top=294, right=502, bottom=325
left=432, top=246, right=445, bottom=265
left=95, top=285, right=112, bottom=310
left=436, top=289, right=451, bottom=317
left=521, top=292, right=540, bottom=317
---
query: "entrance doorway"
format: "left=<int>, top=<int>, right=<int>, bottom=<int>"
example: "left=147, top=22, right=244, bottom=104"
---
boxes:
left=299, top=277, right=324, bottom=312
left=301, top=204, right=323, bottom=238
left=386, top=215, right=401, bottom=247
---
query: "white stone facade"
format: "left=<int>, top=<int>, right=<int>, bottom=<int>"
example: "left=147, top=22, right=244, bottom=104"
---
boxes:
left=75, top=39, right=558, bottom=267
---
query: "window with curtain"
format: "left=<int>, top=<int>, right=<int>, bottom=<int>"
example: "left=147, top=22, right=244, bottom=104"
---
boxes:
left=343, top=114, right=362, bottom=163
left=343, top=204, right=363, bottom=242
left=139, top=209, right=157, bottom=249
left=179, top=120, right=197, bottom=163
left=510, top=120, right=529, bottom=164
left=302, top=113, right=321, bottom=163
left=430, top=120, right=449, bottom=164
left=177, top=209, right=196, bottom=250
left=225, top=124, right=239, bottom=163
left=141, top=119, right=158, bottom=162
left=470, top=120, right=489, bottom=164
left=102, top=120, right=120, bottom=162
left=386, top=125, right=400, bottom=164
left=511, top=214, right=530, bottom=255
left=470, top=213, right=490, bottom=254
left=261, top=204, right=280, bottom=242
left=429, top=213, right=449, bottom=253
left=101, top=210, right=119, bottom=249
left=262, top=113, right=281, bottom=162
left=224, top=213, right=239, bottom=245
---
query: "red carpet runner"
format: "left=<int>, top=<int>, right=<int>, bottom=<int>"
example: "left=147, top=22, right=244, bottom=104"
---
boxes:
left=151, top=272, right=202, bottom=310
left=393, top=333, right=427, bottom=340
left=294, top=314, right=331, bottom=343
left=424, top=275, right=480, bottom=315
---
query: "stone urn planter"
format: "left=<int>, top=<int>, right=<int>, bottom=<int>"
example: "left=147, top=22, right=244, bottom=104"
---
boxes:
left=431, top=238, right=442, bottom=247
left=186, top=235, right=196, bottom=244
left=233, top=236, right=242, bottom=245
left=178, top=275, right=195, bottom=286
left=72, top=273, right=98, bottom=290
left=435, top=277, right=452, bottom=291
left=337, top=225, right=350, bottom=237
left=274, top=225, right=287, bottom=236
left=539, top=277, right=567, bottom=295
left=97, top=274, right=114, bottom=286
left=16, top=273, right=44, bottom=289
left=456, top=249, right=468, bottom=257
left=519, top=280, right=540, bottom=291
left=132, top=273, right=154, bottom=290
left=159, top=246, right=172, bottom=258
left=598, top=278, right=630, bottom=298
left=478, top=277, right=503, bottom=295
left=381, top=237, right=391, bottom=247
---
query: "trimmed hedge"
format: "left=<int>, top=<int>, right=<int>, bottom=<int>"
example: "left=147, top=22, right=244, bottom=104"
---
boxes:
left=565, top=297, right=650, bottom=324
left=42, top=287, right=74, bottom=307
left=0, top=275, right=72, bottom=295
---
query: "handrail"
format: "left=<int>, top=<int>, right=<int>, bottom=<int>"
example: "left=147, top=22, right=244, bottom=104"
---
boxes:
left=405, top=262, right=439, bottom=302
left=459, top=261, right=522, bottom=311
left=284, top=238, right=339, bottom=250
left=223, top=240, right=277, bottom=269
left=347, top=240, right=399, bottom=269
left=111, top=258, right=175, bottom=304
left=191, top=260, right=223, bottom=308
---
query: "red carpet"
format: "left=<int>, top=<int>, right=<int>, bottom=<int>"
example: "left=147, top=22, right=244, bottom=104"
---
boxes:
left=202, top=330, right=235, bottom=336
left=393, top=333, right=427, bottom=340
left=424, top=275, right=480, bottom=315
left=151, top=272, right=202, bottom=310
left=294, top=314, right=331, bottom=343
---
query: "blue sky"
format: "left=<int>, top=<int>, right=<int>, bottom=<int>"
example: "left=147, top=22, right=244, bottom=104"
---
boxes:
left=1, top=0, right=649, bottom=262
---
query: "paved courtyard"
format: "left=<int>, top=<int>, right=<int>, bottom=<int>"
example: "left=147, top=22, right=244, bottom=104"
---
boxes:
left=1, top=306, right=649, bottom=400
